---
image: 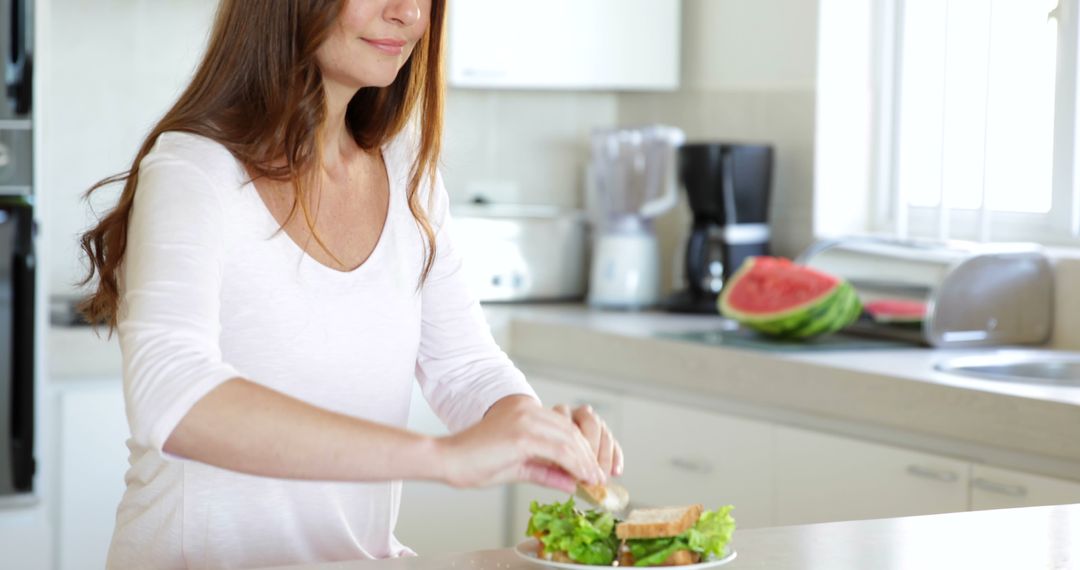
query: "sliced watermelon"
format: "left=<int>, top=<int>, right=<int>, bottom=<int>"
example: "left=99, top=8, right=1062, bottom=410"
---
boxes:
left=864, top=299, right=927, bottom=324
left=719, top=257, right=862, bottom=339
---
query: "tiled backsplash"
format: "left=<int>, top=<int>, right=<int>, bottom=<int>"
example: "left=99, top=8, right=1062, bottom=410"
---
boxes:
left=617, top=89, right=817, bottom=294
left=442, top=90, right=617, bottom=209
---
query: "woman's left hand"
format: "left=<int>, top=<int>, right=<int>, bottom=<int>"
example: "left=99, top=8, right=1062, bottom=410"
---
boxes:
left=553, top=404, right=624, bottom=478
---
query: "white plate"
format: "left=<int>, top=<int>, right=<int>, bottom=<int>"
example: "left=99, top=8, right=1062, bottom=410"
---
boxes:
left=513, top=539, right=737, bottom=568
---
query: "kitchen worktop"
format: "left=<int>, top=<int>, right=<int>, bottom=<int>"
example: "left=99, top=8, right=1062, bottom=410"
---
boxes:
left=262, top=502, right=1079, bottom=569
left=48, top=303, right=1080, bottom=479
left=493, top=304, right=1080, bottom=481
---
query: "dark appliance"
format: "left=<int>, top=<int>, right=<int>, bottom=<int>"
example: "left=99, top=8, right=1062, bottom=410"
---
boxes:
left=0, top=0, right=34, bottom=500
left=0, top=198, right=34, bottom=497
left=666, top=143, right=773, bottom=313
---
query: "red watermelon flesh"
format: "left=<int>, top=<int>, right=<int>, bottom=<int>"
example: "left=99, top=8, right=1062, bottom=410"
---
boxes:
left=721, top=257, right=841, bottom=319
left=865, top=299, right=927, bottom=323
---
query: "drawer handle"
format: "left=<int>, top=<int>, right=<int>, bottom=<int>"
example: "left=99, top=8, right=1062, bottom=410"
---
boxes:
left=972, top=477, right=1027, bottom=497
left=669, top=457, right=713, bottom=474
left=906, top=464, right=959, bottom=483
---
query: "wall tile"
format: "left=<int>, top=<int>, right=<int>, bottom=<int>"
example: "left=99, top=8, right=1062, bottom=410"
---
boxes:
left=617, top=89, right=818, bottom=294
left=442, top=90, right=618, bottom=209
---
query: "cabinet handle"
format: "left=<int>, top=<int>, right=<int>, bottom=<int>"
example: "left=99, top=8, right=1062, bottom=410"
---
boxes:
left=669, top=457, right=713, bottom=474
left=972, top=478, right=1027, bottom=497
left=905, top=464, right=959, bottom=483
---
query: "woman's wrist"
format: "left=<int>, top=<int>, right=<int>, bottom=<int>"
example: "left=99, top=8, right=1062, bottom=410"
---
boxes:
left=399, top=431, right=446, bottom=483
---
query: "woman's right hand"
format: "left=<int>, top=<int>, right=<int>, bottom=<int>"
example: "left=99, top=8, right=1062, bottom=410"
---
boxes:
left=435, top=395, right=605, bottom=493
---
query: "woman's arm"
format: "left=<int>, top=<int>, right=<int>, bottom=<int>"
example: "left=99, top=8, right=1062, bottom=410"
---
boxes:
left=165, top=379, right=603, bottom=490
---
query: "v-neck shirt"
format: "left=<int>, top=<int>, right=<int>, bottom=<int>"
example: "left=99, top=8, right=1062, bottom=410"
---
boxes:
left=107, top=131, right=536, bottom=569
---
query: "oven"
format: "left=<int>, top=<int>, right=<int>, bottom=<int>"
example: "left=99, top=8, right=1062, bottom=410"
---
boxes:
left=0, top=0, right=34, bottom=499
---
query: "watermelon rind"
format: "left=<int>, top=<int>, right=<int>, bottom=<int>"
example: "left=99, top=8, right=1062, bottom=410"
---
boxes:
left=719, top=257, right=862, bottom=339
left=784, top=283, right=862, bottom=339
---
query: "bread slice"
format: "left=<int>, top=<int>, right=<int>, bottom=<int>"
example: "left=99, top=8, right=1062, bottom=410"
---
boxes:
left=578, top=483, right=608, bottom=504
left=616, top=504, right=704, bottom=539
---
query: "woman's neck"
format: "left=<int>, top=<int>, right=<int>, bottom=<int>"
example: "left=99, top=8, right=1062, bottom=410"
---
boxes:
left=319, top=80, right=363, bottom=173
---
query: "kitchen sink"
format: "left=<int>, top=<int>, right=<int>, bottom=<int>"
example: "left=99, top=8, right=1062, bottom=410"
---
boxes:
left=934, top=354, right=1080, bottom=387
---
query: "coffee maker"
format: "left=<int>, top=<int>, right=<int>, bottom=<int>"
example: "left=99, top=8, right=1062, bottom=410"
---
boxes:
left=666, top=143, right=774, bottom=313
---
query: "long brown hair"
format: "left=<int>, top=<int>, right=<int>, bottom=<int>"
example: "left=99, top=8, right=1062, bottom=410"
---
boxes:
left=77, top=0, right=446, bottom=333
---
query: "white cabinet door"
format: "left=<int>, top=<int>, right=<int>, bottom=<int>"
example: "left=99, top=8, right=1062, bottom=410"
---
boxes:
left=397, top=385, right=508, bottom=555
left=618, top=397, right=775, bottom=529
left=509, top=377, right=625, bottom=543
left=56, top=380, right=129, bottom=570
left=448, top=0, right=680, bottom=91
left=970, top=465, right=1080, bottom=510
left=775, top=426, right=968, bottom=526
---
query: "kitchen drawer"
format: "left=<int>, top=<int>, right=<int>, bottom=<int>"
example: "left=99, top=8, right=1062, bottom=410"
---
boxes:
left=618, top=396, right=775, bottom=529
left=970, top=465, right=1080, bottom=511
left=775, top=426, right=968, bottom=526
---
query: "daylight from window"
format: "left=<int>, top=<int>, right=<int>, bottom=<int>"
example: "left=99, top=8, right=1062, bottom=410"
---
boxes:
left=897, top=0, right=1059, bottom=214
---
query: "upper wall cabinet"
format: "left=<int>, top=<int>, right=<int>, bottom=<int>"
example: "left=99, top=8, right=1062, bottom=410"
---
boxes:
left=447, top=0, right=681, bottom=91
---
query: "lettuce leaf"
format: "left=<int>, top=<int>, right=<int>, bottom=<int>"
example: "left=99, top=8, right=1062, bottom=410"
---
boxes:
left=526, top=498, right=618, bottom=566
left=626, top=505, right=736, bottom=567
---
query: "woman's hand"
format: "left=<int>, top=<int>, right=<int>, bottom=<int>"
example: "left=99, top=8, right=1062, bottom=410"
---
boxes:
left=553, top=403, right=624, bottom=478
left=435, top=395, right=605, bottom=493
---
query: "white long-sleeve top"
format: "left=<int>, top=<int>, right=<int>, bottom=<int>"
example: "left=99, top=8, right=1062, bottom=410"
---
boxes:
left=106, top=131, right=537, bottom=569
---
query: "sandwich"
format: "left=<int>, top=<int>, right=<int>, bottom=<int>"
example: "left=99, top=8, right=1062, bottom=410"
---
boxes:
left=526, top=499, right=735, bottom=567
left=527, top=498, right=620, bottom=565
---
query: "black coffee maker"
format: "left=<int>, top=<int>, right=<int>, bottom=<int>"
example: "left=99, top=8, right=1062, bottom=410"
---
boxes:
left=666, top=143, right=774, bottom=313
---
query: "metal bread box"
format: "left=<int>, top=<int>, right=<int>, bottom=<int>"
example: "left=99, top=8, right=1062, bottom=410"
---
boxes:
left=797, top=237, right=1054, bottom=347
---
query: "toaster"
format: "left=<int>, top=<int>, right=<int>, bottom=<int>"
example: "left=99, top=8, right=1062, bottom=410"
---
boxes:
left=450, top=203, right=588, bottom=302
left=797, top=237, right=1054, bottom=347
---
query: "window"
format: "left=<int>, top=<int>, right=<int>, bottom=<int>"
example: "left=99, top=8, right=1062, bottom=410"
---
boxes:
left=816, top=0, right=1080, bottom=245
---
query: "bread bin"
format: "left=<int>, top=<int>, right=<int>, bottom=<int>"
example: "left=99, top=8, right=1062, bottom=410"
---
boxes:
left=797, top=237, right=1054, bottom=347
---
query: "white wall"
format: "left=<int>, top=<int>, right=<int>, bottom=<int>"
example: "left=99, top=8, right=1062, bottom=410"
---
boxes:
left=442, top=90, right=617, bottom=209
left=40, top=0, right=217, bottom=299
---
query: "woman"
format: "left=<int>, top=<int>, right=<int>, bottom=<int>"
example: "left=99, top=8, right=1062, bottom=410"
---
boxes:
left=78, top=1, right=622, bottom=568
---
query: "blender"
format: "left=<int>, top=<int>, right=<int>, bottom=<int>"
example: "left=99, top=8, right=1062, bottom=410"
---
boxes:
left=586, top=125, right=685, bottom=309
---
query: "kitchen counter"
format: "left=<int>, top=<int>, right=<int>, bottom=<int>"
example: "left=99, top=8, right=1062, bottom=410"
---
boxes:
left=262, top=502, right=1080, bottom=569
left=490, top=304, right=1080, bottom=481
left=46, top=304, right=1080, bottom=479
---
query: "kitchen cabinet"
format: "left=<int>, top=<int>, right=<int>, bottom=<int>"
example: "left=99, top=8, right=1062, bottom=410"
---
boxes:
left=447, top=0, right=680, bottom=91
left=970, top=464, right=1080, bottom=511
left=774, top=426, right=969, bottom=526
left=618, top=397, right=775, bottom=529
left=397, top=385, right=508, bottom=555
left=53, top=378, right=129, bottom=570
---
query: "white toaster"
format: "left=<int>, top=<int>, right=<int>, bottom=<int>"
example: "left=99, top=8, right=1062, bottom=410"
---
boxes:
left=450, top=203, right=588, bottom=302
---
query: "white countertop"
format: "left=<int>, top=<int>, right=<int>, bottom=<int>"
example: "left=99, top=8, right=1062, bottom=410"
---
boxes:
left=492, top=304, right=1080, bottom=481
left=261, top=502, right=1080, bottom=569
left=46, top=304, right=1080, bottom=478
left=489, top=303, right=1080, bottom=406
